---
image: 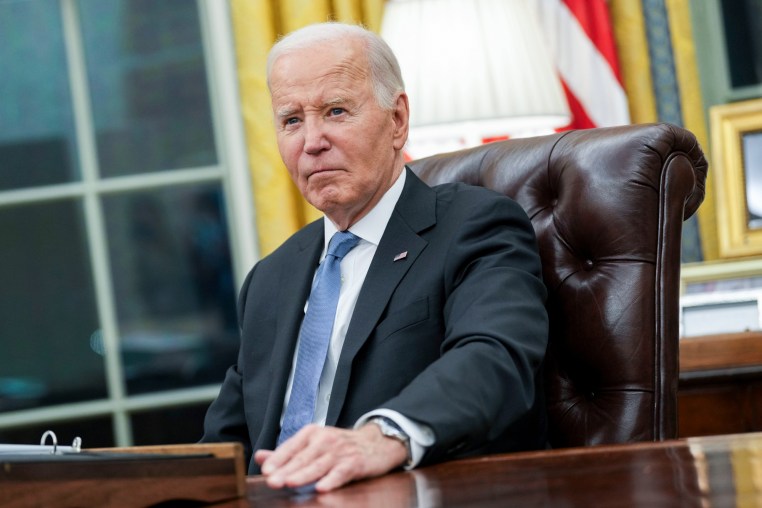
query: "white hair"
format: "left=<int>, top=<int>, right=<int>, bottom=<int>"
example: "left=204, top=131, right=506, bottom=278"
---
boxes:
left=266, top=22, right=405, bottom=110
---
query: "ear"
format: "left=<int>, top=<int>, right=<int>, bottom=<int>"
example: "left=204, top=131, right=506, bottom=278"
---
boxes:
left=391, top=92, right=410, bottom=151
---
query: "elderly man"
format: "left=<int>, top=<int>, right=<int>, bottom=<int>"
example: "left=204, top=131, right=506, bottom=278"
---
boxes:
left=202, top=22, right=548, bottom=492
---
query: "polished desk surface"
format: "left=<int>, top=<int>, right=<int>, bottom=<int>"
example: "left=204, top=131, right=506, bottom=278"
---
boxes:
left=241, top=432, right=762, bottom=507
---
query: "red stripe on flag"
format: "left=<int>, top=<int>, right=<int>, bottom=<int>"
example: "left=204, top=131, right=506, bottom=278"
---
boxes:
left=481, top=135, right=510, bottom=144
left=561, top=0, right=624, bottom=84
left=557, top=79, right=596, bottom=131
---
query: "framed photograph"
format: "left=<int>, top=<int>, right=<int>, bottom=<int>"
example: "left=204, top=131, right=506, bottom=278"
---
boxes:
left=710, top=98, right=762, bottom=257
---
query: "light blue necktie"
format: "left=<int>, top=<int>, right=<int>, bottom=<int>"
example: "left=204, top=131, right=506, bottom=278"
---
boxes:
left=278, top=230, right=361, bottom=445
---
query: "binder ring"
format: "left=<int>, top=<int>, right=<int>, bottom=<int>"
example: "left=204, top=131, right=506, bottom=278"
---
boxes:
left=40, top=430, right=58, bottom=454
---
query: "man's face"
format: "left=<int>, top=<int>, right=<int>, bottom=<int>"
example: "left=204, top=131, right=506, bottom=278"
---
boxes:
left=269, top=38, right=409, bottom=230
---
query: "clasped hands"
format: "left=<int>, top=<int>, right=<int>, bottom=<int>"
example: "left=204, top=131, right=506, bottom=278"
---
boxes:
left=254, top=423, right=408, bottom=492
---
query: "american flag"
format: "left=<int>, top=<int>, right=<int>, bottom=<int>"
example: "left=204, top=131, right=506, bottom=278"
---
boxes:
left=536, top=0, right=630, bottom=130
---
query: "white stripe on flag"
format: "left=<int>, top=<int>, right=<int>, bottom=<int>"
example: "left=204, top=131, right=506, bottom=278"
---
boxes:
left=537, top=0, right=630, bottom=127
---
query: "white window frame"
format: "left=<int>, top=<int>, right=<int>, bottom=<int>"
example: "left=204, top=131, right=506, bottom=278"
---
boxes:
left=0, top=0, right=257, bottom=447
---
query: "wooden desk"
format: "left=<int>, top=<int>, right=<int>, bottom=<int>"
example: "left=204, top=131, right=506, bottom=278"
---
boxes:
left=1, top=443, right=245, bottom=507
left=679, top=331, right=762, bottom=436
left=244, top=432, right=762, bottom=507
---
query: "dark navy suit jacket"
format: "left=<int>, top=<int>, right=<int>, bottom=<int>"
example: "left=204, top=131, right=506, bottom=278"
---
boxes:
left=202, top=168, right=549, bottom=473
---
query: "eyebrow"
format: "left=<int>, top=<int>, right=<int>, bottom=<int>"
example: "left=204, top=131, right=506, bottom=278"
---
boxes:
left=324, top=97, right=347, bottom=107
left=276, top=106, right=298, bottom=119
left=276, top=97, right=351, bottom=119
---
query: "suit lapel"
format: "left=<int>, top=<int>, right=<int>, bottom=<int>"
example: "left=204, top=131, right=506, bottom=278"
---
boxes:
left=326, top=169, right=437, bottom=424
left=256, top=220, right=324, bottom=449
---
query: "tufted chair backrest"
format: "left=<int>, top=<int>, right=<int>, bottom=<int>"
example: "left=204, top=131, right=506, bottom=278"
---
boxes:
left=409, top=123, right=707, bottom=447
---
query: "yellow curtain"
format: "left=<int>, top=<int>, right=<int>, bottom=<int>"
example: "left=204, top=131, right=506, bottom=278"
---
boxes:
left=229, top=0, right=385, bottom=257
left=611, top=0, right=715, bottom=260
left=664, top=0, right=716, bottom=261
left=609, top=0, right=658, bottom=125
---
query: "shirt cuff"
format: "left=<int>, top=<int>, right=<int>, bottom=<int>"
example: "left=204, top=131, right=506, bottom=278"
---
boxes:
left=355, top=408, right=435, bottom=469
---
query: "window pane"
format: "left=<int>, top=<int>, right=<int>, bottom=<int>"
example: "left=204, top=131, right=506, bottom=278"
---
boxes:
left=103, top=184, right=238, bottom=395
left=131, top=403, right=208, bottom=445
left=0, top=0, right=80, bottom=190
left=0, top=416, right=114, bottom=448
left=78, top=0, right=217, bottom=177
left=721, top=0, right=762, bottom=89
left=0, top=200, right=105, bottom=413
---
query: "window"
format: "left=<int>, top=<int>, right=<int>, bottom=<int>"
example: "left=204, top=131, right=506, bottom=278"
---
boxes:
left=719, top=0, right=762, bottom=90
left=0, top=0, right=256, bottom=447
left=691, top=0, right=762, bottom=105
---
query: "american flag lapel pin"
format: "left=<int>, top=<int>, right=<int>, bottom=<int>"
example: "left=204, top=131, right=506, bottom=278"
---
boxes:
left=393, top=251, right=408, bottom=262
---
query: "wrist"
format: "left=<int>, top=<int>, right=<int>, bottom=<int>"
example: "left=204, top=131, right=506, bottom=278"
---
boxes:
left=365, top=416, right=412, bottom=468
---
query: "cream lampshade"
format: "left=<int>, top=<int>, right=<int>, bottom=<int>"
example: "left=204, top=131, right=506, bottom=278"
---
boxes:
left=381, top=0, right=570, bottom=156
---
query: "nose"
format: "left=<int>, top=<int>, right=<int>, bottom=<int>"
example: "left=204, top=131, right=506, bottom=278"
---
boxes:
left=303, top=118, right=330, bottom=155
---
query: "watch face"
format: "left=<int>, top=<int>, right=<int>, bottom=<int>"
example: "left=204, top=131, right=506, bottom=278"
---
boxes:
left=374, top=418, right=404, bottom=438
left=378, top=419, right=410, bottom=439
left=383, top=423, right=404, bottom=439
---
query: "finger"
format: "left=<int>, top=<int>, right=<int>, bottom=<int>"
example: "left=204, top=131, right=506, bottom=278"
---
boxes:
left=275, top=450, right=337, bottom=489
left=268, top=431, right=339, bottom=486
left=254, top=449, right=274, bottom=466
left=260, top=425, right=317, bottom=474
left=314, top=460, right=358, bottom=492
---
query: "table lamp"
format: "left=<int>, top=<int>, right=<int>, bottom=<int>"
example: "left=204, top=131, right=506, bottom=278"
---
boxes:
left=381, top=0, right=570, bottom=157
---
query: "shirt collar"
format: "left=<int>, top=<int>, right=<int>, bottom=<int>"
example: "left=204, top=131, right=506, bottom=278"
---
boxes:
left=322, top=168, right=407, bottom=252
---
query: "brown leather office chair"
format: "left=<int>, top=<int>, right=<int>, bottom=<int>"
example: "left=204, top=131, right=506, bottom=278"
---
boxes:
left=409, top=123, right=708, bottom=448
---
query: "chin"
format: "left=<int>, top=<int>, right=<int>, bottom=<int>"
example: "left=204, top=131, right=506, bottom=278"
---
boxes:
left=307, top=187, right=346, bottom=210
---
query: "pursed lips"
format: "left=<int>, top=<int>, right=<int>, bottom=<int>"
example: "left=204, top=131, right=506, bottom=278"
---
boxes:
left=305, top=167, right=343, bottom=179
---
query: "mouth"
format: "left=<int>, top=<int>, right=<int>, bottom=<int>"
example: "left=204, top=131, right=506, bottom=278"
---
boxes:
left=306, top=167, right=342, bottom=179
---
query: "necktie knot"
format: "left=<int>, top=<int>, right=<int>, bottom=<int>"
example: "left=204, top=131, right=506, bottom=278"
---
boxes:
left=327, top=231, right=360, bottom=260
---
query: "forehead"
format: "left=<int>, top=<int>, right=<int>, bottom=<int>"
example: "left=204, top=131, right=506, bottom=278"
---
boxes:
left=269, top=39, right=371, bottom=105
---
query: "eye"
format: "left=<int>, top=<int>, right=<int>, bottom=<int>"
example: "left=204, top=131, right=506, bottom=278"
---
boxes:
left=285, top=117, right=299, bottom=126
left=328, top=107, right=345, bottom=116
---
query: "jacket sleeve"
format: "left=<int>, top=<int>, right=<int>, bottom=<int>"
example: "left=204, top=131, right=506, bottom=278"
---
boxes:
left=382, top=192, right=549, bottom=463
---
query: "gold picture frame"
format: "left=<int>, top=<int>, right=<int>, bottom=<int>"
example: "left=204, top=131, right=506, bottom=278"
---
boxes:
left=710, top=98, right=762, bottom=258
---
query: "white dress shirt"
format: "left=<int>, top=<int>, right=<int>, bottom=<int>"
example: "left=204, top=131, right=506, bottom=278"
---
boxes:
left=281, top=169, right=434, bottom=467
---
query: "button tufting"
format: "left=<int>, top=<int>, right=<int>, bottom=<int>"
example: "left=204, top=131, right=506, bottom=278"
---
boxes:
left=583, top=259, right=594, bottom=270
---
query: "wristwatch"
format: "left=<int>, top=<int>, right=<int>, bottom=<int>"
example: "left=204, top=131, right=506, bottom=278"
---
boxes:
left=367, top=416, right=412, bottom=467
